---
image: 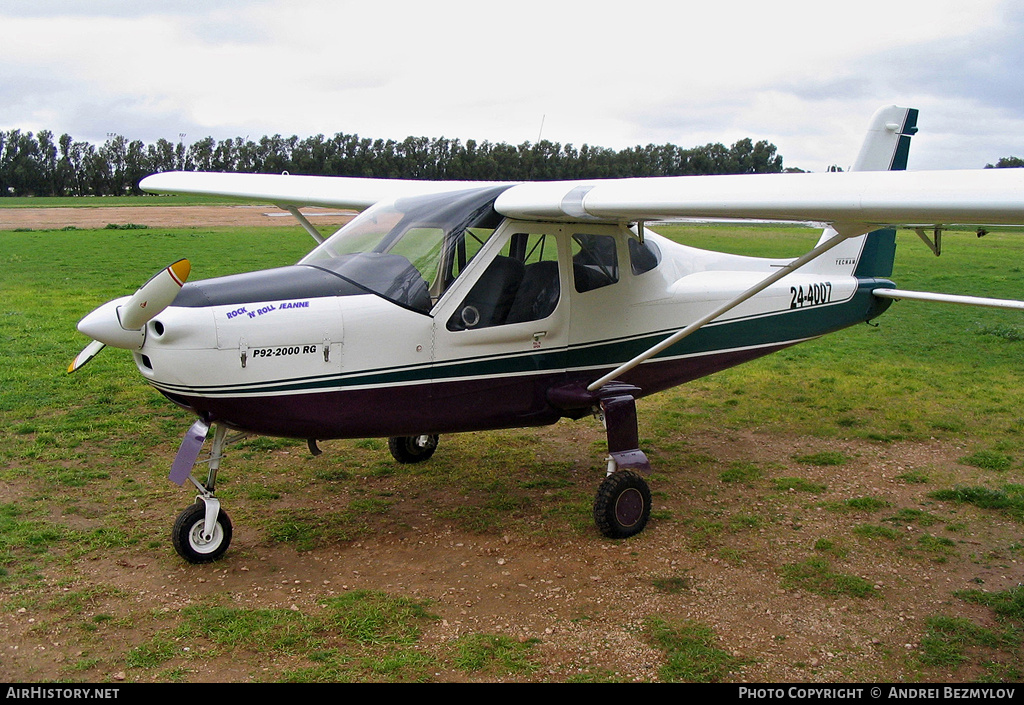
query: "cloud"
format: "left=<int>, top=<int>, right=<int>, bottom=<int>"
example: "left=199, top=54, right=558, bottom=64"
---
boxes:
left=1, top=0, right=1021, bottom=172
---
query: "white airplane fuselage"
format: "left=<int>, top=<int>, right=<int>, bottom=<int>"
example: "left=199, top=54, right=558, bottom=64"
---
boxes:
left=130, top=209, right=893, bottom=441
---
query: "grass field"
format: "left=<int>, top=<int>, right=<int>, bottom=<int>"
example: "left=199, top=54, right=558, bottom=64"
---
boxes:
left=2, top=217, right=1024, bottom=682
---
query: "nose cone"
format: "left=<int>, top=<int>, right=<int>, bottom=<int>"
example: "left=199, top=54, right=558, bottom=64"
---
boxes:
left=77, top=297, right=146, bottom=349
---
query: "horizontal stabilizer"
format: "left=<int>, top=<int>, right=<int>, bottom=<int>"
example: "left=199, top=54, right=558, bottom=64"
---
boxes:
left=873, top=288, right=1024, bottom=311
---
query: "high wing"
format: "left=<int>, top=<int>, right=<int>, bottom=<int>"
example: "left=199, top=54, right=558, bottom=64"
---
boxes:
left=492, top=168, right=1024, bottom=237
left=138, top=170, right=511, bottom=212
left=141, top=165, right=1024, bottom=242
left=138, top=105, right=1023, bottom=238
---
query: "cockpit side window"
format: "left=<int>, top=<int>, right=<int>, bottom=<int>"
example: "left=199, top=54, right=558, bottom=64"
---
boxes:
left=572, top=233, right=619, bottom=293
left=447, top=232, right=561, bottom=331
left=432, top=225, right=498, bottom=301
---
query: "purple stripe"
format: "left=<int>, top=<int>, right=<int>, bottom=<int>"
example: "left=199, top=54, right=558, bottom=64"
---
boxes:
left=165, top=343, right=791, bottom=440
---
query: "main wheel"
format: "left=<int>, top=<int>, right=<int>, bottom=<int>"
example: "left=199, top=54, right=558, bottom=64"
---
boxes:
left=172, top=502, right=232, bottom=564
left=593, top=470, right=652, bottom=539
left=388, top=434, right=439, bottom=463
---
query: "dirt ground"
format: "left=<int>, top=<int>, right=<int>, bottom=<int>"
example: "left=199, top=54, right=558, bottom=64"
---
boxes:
left=4, top=423, right=1018, bottom=684
left=2, top=207, right=1021, bottom=684
left=0, top=204, right=354, bottom=231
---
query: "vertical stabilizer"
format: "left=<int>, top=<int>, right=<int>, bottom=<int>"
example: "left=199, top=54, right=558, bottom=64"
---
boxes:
left=810, top=106, right=917, bottom=273
left=851, top=105, right=919, bottom=172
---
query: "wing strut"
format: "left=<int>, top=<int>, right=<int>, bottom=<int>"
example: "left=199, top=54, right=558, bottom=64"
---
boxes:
left=915, top=227, right=942, bottom=256
left=587, top=227, right=858, bottom=391
left=282, top=206, right=326, bottom=244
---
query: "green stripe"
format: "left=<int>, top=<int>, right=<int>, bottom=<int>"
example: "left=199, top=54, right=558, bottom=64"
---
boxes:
left=156, top=283, right=887, bottom=397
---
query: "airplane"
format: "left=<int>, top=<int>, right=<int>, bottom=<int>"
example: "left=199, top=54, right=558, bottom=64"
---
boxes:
left=67, top=105, right=1024, bottom=564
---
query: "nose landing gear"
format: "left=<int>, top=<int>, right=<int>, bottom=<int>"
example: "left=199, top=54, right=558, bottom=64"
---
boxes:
left=168, top=421, right=243, bottom=564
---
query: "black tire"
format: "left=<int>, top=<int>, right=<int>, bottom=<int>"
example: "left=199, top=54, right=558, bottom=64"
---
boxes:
left=172, top=502, right=232, bottom=564
left=388, top=435, right=439, bottom=463
left=593, top=470, right=651, bottom=539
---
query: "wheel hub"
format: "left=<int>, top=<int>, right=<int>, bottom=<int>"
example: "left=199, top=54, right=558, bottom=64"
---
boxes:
left=188, top=520, right=223, bottom=553
left=614, top=488, right=644, bottom=527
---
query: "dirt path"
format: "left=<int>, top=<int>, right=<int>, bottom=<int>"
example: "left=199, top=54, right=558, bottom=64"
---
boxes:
left=0, top=205, right=353, bottom=231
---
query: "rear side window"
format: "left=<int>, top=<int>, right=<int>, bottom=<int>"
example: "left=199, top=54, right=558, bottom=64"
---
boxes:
left=572, top=233, right=618, bottom=293
left=629, top=237, right=660, bottom=275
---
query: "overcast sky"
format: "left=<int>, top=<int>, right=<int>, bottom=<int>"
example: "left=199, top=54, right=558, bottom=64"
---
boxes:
left=2, top=0, right=1022, bottom=172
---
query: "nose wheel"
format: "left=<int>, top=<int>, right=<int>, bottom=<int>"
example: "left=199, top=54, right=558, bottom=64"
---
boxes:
left=172, top=500, right=233, bottom=564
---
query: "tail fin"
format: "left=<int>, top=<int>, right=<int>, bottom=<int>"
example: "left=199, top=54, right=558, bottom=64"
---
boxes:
left=810, top=106, right=917, bottom=275
left=851, top=105, right=919, bottom=172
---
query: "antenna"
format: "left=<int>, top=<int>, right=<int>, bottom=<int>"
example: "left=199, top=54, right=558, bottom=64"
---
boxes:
left=537, top=115, right=545, bottom=143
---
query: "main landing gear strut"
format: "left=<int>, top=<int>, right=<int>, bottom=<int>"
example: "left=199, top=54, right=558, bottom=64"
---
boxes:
left=590, top=383, right=652, bottom=539
left=547, top=380, right=654, bottom=538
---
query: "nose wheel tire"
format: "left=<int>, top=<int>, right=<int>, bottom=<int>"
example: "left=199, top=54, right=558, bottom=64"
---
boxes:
left=388, top=434, right=439, bottom=463
left=172, top=502, right=232, bottom=564
left=594, top=470, right=651, bottom=539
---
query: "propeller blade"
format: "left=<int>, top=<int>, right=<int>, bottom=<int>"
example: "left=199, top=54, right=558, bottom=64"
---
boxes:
left=118, top=259, right=191, bottom=330
left=67, top=339, right=106, bottom=373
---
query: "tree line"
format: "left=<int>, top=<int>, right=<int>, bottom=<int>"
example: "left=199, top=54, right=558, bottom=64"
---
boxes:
left=0, top=128, right=787, bottom=198
left=986, top=156, right=1024, bottom=169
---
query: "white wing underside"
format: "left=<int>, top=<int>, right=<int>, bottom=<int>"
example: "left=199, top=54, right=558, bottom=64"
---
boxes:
left=140, top=168, right=1024, bottom=236
left=138, top=171, right=508, bottom=212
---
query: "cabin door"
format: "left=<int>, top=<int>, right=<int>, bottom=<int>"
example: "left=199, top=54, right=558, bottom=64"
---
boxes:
left=430, top=222, right=570, bottom=430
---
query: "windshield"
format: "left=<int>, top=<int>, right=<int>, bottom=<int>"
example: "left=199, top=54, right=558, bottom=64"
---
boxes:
left=300, top=185, right=510, bottom=313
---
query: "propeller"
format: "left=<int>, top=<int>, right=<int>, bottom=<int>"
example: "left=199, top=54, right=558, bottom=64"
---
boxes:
left=118, top=259, right=191, bottom=330
left=68, top=259, right=191, bottom=373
